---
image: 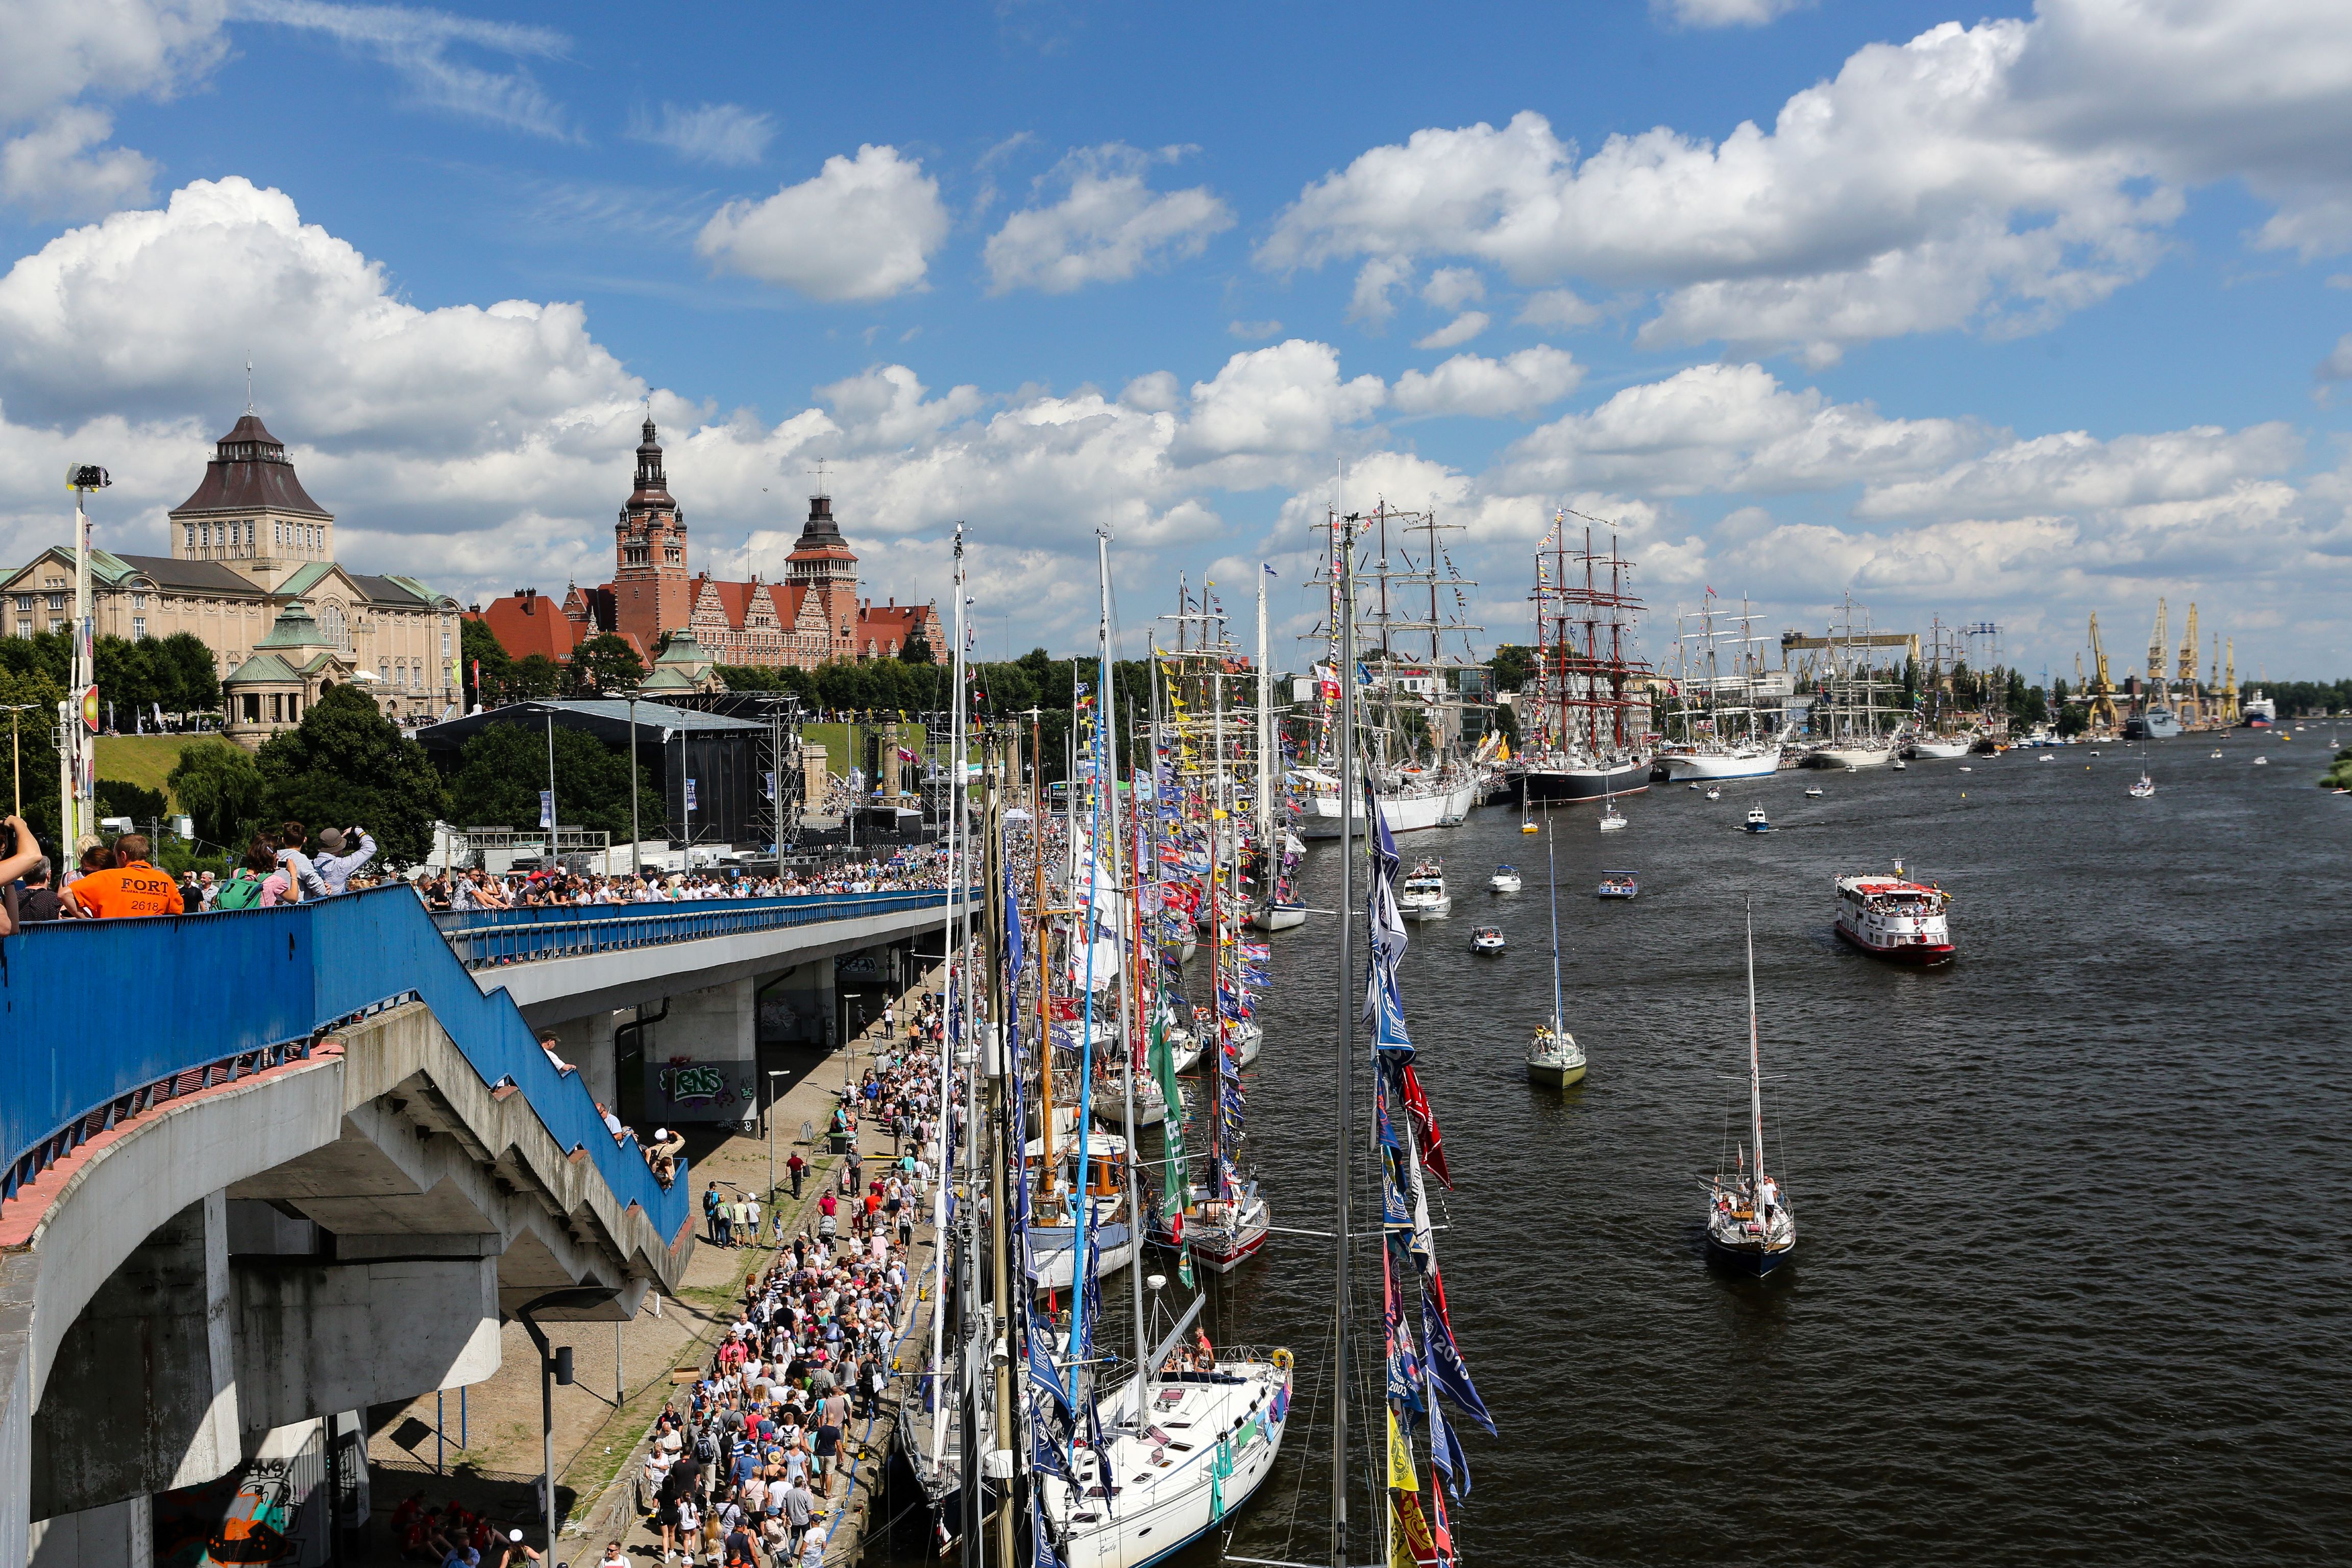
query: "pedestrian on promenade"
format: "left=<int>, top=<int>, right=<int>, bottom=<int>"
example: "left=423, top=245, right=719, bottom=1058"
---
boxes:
left=705, top=1182, right=727, bottom=1247
left=786, top=1152, right=805, bottom=1199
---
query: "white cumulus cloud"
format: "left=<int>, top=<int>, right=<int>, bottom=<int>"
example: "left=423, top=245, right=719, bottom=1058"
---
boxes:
left=983, top=144, right=1233, bottom=295
left=0, top=0, right=230, bottom=214
left=1392, top=347, right=1582, bottom=419
left=1259, top=3, right=2352, bottom=358
left=697, top=144, right=950, bottom=302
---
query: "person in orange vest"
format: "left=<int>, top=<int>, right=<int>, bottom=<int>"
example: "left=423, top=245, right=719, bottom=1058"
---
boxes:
left=62, top=834, right=185, bottom=919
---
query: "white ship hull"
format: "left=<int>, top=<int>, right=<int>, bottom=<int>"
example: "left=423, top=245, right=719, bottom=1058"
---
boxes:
left=1026, top=1220, right=1138, bottom=1292
left=1655, top=743, right=1783, bottom=780
left=1906, top=739, right=1973, bottom=760
left=1814, top=745, right=1893, bottom=769
left=1297, top=774, right=1477, bottom=838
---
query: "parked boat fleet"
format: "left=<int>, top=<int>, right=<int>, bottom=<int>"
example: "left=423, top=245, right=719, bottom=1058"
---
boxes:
left=895, top=512, right=2268, bottom=1564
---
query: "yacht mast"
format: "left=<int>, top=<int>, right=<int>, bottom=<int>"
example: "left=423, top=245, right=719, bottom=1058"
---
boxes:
left=1093, top=529, right=1152, bottom=1410
left=1329, top=518, right=1357, bottom=1568
left=1745, top=903, right=1766, bottom=1194
left=1547, top=824, right=1563, bottom=1036
left=1257, top=568, right=1274, bottom=854
left=928, top=527, right=963, bottom=1469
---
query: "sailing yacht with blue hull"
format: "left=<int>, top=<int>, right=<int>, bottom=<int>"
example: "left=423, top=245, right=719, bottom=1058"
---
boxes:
left=1704, top=906, right=1797, bottom=1276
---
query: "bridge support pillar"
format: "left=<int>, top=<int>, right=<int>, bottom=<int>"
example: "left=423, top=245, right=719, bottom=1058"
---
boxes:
left=26, top=1496, right=149, bottom=1568
left=29, top=1193, right=241, bottom=1522
left=645, top=977, right=759, bottom=1125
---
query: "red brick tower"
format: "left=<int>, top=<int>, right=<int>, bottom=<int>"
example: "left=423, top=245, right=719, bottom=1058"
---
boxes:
left=614, top=418, right=690, bottom=651
left=785, top=490, right=860, bottom=662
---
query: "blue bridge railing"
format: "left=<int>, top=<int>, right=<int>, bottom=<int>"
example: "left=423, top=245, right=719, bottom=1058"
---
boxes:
left=430, top=889, right=964, bottom=971
left=0, top=886, right=692, bottom=1235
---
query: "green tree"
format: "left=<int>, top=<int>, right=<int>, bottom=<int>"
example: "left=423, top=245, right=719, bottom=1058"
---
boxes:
left=255, top=685, right=448, bottom=865
left=94, top=778, right=169, bottom=839
left=2322, top=746, right=2352, bottom=789
left=0, top=630, right=70, bottom=687
left=444, top=721, right=654, bottom=841
left=168, top=740, right=268, bottom=853
left=1489, top=644, right=1535, bottom=694
left=569, top=633, right=645, bottom=696
left=152, top=631, right=221, bottom=716
left=508, top=653, right=565, bottom=699
left=898, top=627, right=935, bottom=664
left=459, top=617, right=510, bottom=709
left=94, top=636, right=159, bottom=722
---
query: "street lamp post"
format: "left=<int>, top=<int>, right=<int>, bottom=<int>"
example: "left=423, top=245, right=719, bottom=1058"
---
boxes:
left=766, top=1068, right=786, bottom=1202
left=627, top=688, right=643, bottom=878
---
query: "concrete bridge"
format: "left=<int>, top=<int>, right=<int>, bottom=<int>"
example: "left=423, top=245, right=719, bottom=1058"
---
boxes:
left=0, top=884, right=963, bottom=1568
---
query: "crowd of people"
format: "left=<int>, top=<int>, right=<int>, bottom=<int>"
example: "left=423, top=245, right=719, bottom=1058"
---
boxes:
left=414, top=850, right=950, bottom=913
left=0, top=815, right=377, bottom=929
left=0, top=817, right=953, bottom=937
left=636, top=990, right=960, bottom=1568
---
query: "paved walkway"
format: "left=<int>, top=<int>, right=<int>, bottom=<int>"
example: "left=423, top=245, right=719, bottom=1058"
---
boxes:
left=366, top=970, right=948, bottom=1560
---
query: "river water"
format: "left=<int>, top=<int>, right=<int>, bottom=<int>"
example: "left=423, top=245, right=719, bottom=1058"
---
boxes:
left=1195, top=729, right=2349, bottom=1567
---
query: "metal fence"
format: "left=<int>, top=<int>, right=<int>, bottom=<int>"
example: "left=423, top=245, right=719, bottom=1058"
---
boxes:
left=429, top=889, right=963, bottom=971
left=0, top=886, right=691, bottom=1236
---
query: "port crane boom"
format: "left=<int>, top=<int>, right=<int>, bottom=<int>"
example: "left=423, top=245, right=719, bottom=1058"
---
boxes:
left=2086, top=613, right=2121, bottom=731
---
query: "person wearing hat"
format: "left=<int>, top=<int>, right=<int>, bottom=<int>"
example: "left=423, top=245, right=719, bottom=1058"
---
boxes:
left=314, top=824, right=377, bottom=894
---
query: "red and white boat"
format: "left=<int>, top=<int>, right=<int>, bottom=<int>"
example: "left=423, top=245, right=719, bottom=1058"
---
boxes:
left=1833, top=866, right=1954, bottom=964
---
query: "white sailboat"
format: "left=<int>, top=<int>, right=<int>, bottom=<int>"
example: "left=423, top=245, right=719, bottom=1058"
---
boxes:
left=1526, top=826, right=1587, bottom=1087
left=1704, top=906, right=1796, bottom=1275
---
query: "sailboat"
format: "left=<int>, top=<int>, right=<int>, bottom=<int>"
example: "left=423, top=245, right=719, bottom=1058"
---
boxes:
left=1526, top=825, right=1587, bottom=1087
left=2129, top=734, right=2155, bottom=798
left=1024, top=535, right=1290, bottom=1568
left=1599, top=773, right=1628, bottom=832
left=1704, top=905, right=1796, bottom=1275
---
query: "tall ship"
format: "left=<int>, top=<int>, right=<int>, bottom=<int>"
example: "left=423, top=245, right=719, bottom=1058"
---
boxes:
left=1295, top=501, right=1484, bottom=836
left=1798, top=595, right=1903, bottom=768
left=1520, top=513, right=1653, bottom=804
left=1902, top=617, right=1980, bottom=758
left=1654, top=589, right=1783, bottom=780
left=1832, top=864, right=1955, bottom=964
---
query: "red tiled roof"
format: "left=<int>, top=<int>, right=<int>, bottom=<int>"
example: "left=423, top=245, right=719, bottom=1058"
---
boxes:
left=477, top=592, right=579, bottom=662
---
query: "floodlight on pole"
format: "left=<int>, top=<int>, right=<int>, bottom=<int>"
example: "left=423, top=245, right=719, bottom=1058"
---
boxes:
left=62, top=465, right=109, bottom=853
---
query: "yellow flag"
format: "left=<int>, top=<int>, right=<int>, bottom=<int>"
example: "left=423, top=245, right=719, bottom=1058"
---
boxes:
left=1386, top=1408, right=1420, bottom=1494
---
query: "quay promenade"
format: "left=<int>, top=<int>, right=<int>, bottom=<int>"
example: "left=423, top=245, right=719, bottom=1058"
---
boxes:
left=363, top=965, right=950, bottom=1568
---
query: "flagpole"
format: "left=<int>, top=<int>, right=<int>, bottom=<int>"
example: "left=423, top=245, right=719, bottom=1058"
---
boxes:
left=1331, top=514, right=1356, bottom=1568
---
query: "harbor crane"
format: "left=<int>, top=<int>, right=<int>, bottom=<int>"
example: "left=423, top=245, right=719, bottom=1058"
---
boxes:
left=2085, top=613, right=2121, bottom=731
left=2144, top=598, right=2169, bottom=713
left=2175, top=602, right=2201, bottom=725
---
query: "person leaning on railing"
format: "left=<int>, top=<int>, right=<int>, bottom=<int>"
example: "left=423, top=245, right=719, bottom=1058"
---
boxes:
left=60, top=833, right=184, bottom=920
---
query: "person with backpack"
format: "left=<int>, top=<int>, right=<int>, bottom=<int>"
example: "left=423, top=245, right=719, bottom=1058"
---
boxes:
left=213, top=839, right=278, bottom=912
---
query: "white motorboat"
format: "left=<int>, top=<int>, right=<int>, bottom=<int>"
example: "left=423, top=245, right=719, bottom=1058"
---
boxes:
left=2253, top=755, right=2269, bottom=766
left=1812, top=743, right=1894, bottom=769
left=1891, top=758, right=1907, bottom=771
left=1471, top=925, right=1506, bottom=953
left=1247, top=901, right=1306, bottom=931
left=1399, top=859, right=1451, bottom=920
left=1832, top=864, right=1954, bottom=964
left=1704, top=786, right=1723, bottom=801
left=1803, top=786, right=1824, bottom=798
left=1489, top=865, right=1523, bottom=893
left=1744, top=806, right=1772, bottom=832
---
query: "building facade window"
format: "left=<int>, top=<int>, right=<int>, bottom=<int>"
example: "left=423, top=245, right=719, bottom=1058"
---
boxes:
left=132, top=618, right=145, bottom=640
left=46, top=594, right=64, bottom=614
left=131, top=593, right=145, bottom=611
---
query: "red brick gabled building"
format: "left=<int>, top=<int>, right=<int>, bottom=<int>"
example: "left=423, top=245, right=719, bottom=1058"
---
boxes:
left=470, top=421, right=937, bottom=671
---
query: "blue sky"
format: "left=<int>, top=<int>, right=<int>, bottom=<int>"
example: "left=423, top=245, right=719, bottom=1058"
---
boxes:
left=3, top=0, right=2350, bottom=679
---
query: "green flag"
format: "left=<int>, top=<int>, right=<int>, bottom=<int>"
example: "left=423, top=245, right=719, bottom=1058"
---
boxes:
left=1148, top=1008, right=1195, bottom=1287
